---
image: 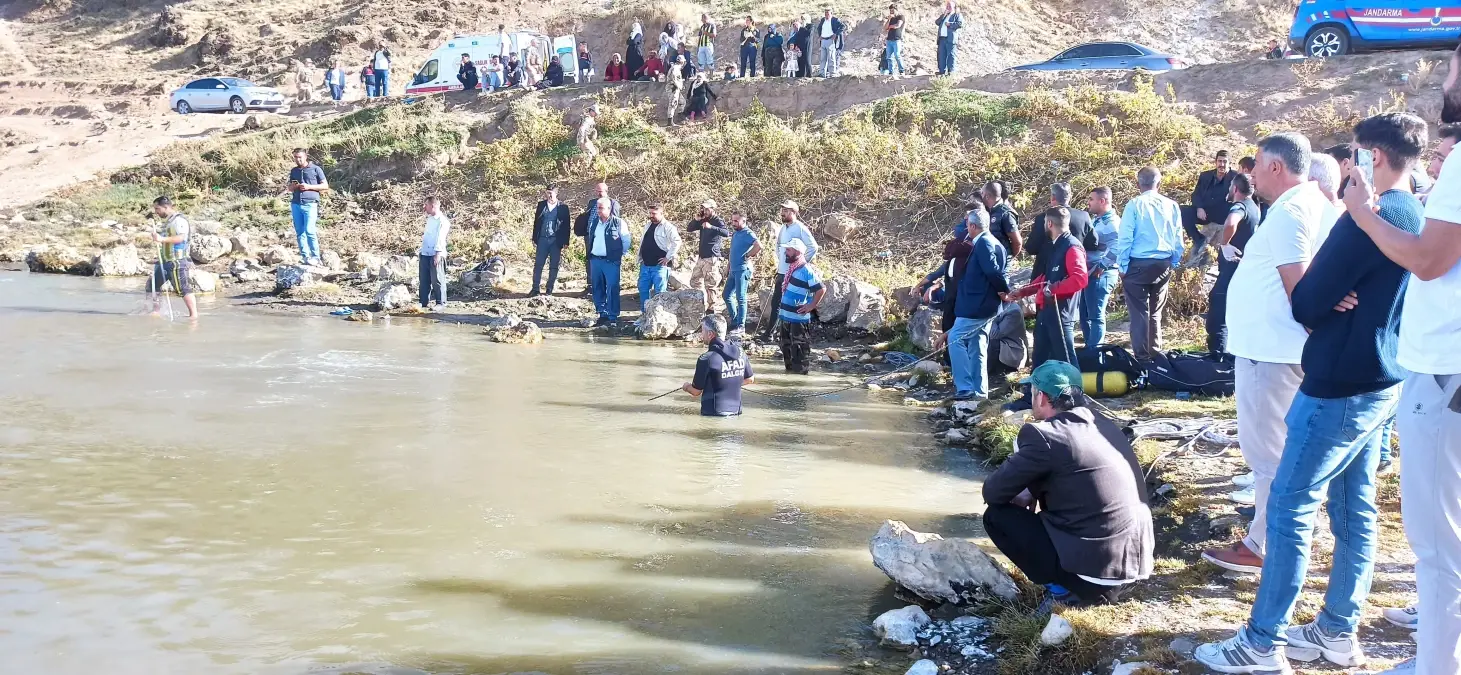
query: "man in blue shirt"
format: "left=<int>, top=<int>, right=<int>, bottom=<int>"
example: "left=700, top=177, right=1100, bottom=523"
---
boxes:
left=287, top=148, right=329, bottom=266
left=722, top=211, right=763, bottom=337
left=948, top=207, right=1009, bottom=400
left=1081, top=186, right=1121, bottom=356
left=683, top=315, right=756, bottom=415
left=777, top=238, right=825, bottom=374
left=1196, top=112, right=1428, bottom=674
left=1114, top=166, right=1184, bottom=360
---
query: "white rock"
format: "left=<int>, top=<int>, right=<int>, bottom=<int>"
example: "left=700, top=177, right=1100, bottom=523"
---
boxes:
left=91, top=243, right=146, bottom=276
left=636, top=289, right=707, bottom=339
left=1040, top=614, right=1073, bottom=646
left=871, top=605, right=929, bottom=651
left=274, top=265, right=314, bottom=292
left=913, top=360, right=942, bottom=375
left=260, top=245, right=291, bottom=266
left=909, top=306, right=943, bottom=352
left=188, top=268, right=219, bottom=293
left=193, top=219, right=223, bottom=235
left=1110, top=661, right=1155, bottom=675
left=821, top=212, right=859, bottom=243
left=870, top=520, right=1019, bottom=604
left=666, top=267, right=693, bottom=291
left=905, top=659, right=939, bottom=675
left=320, top=250, right=344, bottom=271
left=349, top=251, right=385, bottom=273
left=190, top=234, right=231, bottom=264
left=373, top=281, right=415, bottom=310
left=378, top=255, right=417, bottom=283
left=943, top=428, right=971, bottom=444
left=229, top=234, right=254, bottom=255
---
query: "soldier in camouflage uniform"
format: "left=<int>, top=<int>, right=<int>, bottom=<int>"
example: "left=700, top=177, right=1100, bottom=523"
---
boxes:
left=664, top=55, right=686, bottom=126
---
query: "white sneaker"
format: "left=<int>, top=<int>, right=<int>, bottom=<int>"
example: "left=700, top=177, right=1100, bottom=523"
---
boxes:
left=1193, top=633, right=1293, bottom=674
left=1375, top=658, right=1416, bottom=674
left=1229, top=485, right=1257, bottom=505
left=1283, top=621, right=1365, bottom=667
left=1233, top=471, right=1255, bottom=487
left=1382, top=604, right=1418, bottom=629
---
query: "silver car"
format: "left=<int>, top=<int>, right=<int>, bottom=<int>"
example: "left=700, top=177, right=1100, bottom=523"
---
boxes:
left=169, top=77, right=286, bottom=115
left=1008, top=42, right=1185, bottom=72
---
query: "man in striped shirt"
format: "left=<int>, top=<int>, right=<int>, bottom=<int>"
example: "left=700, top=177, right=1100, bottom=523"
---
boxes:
left=777, top=238, right=825, bottom=374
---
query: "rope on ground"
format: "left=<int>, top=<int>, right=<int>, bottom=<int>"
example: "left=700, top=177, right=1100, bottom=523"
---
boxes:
left=1081, top=396, right=1238, bottom=479
left=742, top=346, right=948, bottom=400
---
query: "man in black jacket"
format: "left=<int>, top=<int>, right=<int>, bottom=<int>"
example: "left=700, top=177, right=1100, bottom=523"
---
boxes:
left=1025, top=182, right=1097, bottom=272
left=1185, top=150, right=1235, bottom=255
left=982, top=360, right=1154, bottom=608
left=531, top=184, right=572, bottom=296
left=790, top=18, right=812, bottom=77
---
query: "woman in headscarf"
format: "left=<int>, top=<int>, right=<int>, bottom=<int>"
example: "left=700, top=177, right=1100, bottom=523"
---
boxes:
left=626, top=21, right=645, bottom=76
left=684, top=73, right=718, bottom=122
left=604, top=53, right=629, bottom=82
left=762, top=23, right=784, bottom=78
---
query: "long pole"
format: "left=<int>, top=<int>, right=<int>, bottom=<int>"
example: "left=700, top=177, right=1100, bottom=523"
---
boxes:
left=647, top=387, right=681, bottom=402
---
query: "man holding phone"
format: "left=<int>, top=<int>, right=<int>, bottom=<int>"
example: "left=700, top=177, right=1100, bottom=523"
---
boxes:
left=287, top=148, right=329, bottom=266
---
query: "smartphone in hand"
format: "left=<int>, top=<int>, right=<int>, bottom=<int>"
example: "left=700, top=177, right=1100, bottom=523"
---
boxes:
left=1356, top=148, right=1375, bottom=185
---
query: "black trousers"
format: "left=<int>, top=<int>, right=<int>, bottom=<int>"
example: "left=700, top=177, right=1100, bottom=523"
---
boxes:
left=982, top=504, right=1126, bottom=605
left=1205, top=260, right=1237, bottom=354
left=1180, top=205, right=1207, bottom=250
left=758, top=272, right=786, bottom=335
left=780, top=321, right=811, bottom=374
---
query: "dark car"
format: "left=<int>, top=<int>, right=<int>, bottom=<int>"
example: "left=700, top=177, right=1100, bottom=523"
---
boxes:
left=1008, top=42, right=1185, bottom=72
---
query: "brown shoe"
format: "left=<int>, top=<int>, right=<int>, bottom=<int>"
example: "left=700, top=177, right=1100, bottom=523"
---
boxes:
left=1201, top=540, right=1263, bottom=574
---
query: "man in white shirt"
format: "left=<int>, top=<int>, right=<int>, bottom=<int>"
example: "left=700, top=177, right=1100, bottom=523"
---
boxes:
left=1201, top=132, right=1335, bottom=575
left=755, top=200, right=818, bottom=339
left=1343, top=44, right=1461, bottom=675
left=816, top=8, right=843, bottom=77
left=588, top=198, right=633, bottom=325
left=371, top=45, right=392, bottom=97
left=418, top=196, right=451, bottom=311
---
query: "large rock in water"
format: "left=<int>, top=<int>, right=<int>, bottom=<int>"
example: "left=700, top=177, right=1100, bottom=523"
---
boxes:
left=190, top=235, right=231, bottom=264
left=92, top=243, right=146, bottom=276
left=26, top=246, right=92, bottom=274
left=817, top=275, right=887, bottom=330
left=637, top=289, right=707, bottom=339
left=188, top=268, right=219, bottom=293
left=870, top=520, right=1019, bottom=604
left=909, top=306, right=943, bottom=352
left=485, top=320, right=544, bottom=344
left=274, top=265, right=315, bottom=292
left=374, top=282, right=414, bottom=310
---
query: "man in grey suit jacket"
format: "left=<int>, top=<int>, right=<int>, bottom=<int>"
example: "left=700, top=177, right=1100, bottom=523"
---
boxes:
left=981, top=360, right=1154, bottom=608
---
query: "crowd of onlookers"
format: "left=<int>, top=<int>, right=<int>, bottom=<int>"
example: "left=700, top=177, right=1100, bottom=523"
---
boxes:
left=923, top=47, right=1461, bottom=675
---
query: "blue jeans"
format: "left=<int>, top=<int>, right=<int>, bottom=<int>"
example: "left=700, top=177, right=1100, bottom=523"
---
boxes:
left=488, top=72, right=503, bottom=90
left=374, top=69, right=389, bottom=97
left=329, top=84, right=344, bottom=100
left=1378, top=415, right=1395, bottom=465
left=936, top=39, right=955, bottom=74
left=885, top=39, right=905, bottom=74
left=638, top=264, right=668, bottom=312
left=723, top=267, right=752, bottom=329
left=589, top=256, right=622, bottom=321
left=418, top=254, right=445, bottom=306
left=1079, top=269, right=1118, bottom=354
left=948, top=315, right=993, bottom=397
left=290, top=201, right=320, bottom=262
left=698, top=45, right=715, bottom=72
left=531, top=244, right=561, bottom=294
left=739, top=45, right=757, bottom=77
left=1243, top=386, right=1400, bottom=649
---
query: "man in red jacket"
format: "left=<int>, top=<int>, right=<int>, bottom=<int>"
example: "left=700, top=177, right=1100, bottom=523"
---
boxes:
left=1006, top=206, right=1089, bottom=368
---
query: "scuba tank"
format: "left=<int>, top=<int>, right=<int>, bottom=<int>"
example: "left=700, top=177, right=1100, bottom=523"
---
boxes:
left=1082, top=371, right=1129, bottom=398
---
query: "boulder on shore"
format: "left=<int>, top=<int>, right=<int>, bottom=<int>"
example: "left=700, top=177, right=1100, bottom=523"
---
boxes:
left=870, top=520, right=1019, bottom=604
left=229, top=234, right=254, bottom=256
left=459, top=257, right=509, bottom=289
left=260, top=245, right=291, bottom=266
left=378, top=255, right=417, bottom=283
left=909, top=306, right=942, bottom=352
left=92, top=243, right=146, bottom=276
left=821, top=212, right=859, bottom=243
left=817, top=275, right=887, bottom=330
left=190, top=234, right=230, bottom=264
left=872, top=605, right=930, bottom=650
left=320, top=250, right=344, bottom=272
left=188, top=268, right=219, bottom=293
left=274, top=265, right=315, bottom=293
left=349, top=251, right=385, bottom=274
left=374, top=281, right=414, bottom=311
left=637, top=289, right=707, bottom=339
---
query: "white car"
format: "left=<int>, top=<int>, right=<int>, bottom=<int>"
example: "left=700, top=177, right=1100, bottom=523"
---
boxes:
left=169, top=77, right=285, bottom=115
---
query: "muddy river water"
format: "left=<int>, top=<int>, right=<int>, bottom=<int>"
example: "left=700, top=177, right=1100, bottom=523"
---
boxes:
left=0, top=272, right=988, bottom=675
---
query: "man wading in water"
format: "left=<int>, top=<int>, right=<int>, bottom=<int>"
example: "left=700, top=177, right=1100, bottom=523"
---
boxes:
left=681, top=314, right=755, bottom=416
left=149, top=196, right=199, bottom=320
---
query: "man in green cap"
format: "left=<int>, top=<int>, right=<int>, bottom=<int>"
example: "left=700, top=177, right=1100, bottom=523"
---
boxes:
left=981, top=360, right=1153, bottom=610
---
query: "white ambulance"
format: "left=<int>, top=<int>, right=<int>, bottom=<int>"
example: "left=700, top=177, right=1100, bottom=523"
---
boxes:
left=404, top=32, right=582, bottom=95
